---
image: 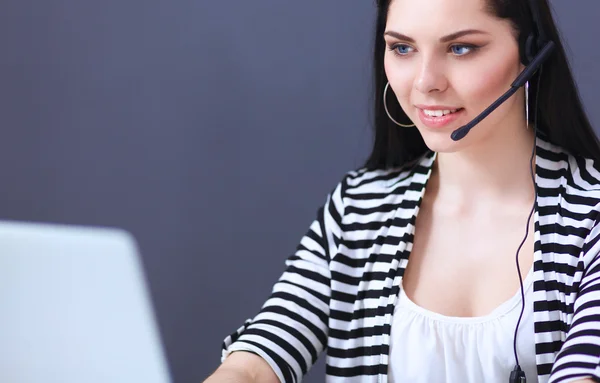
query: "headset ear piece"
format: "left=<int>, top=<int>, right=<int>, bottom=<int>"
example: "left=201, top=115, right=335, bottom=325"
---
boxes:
left=526, top=34, right=538, bottom=63
left=519, top=33, right=538, bottom=66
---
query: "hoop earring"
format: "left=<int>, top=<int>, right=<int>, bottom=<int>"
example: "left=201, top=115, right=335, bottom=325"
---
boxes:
left=384, top=82, right=415, bottom=127
left=525, top=81, right=530, bottom=130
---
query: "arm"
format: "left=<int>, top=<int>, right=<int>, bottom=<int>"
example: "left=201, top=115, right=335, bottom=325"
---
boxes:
left=548, top=218, right=600, bottom=383
left=204, top=351, right=279, bottom=383
left=216, top=177, right=346, bottom=383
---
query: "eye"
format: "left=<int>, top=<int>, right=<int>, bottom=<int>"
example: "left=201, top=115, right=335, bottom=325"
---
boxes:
left=450, top=44, right=476, bottom=56
left=390, top=44, right=415, bottom=56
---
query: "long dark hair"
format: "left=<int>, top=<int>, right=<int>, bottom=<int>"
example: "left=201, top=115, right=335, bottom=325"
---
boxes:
left=364, top=0, right=600, bottom=169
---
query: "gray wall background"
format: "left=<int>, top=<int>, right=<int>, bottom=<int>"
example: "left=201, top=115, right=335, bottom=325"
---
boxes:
left=0, top=1, right=598, bottom=382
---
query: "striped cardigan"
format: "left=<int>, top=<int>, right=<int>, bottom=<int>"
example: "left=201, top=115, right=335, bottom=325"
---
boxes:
left=222, top=132, right=600, bottom=383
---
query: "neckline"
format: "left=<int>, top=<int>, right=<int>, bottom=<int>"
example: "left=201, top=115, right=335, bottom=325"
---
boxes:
left=391, top=132, right=543, bottom=325
left=396, top=266, right=535, bottom=324
left=379, top=130, right=562, bottom=379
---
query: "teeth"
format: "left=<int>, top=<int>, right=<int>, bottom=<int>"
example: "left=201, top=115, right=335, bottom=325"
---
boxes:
left=423, top=109, right=458, bottom=117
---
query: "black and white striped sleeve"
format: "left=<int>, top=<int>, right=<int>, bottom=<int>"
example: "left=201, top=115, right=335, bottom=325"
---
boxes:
left=221, top=177, right=346, bottom=383
left=549, top=216, right=600, bottom=383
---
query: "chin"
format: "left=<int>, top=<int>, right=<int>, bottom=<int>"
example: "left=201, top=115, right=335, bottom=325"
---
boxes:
left=418, top=129, right=465, bottom=154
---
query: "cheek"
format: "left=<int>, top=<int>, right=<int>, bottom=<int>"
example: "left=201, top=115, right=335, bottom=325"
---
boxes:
left=457, top=54, right=520, bottom=107
left=384, top=55, right=414, bottom=102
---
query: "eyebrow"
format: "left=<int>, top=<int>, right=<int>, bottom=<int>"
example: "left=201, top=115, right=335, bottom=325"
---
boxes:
left=384, top=29, right=490, bottom=43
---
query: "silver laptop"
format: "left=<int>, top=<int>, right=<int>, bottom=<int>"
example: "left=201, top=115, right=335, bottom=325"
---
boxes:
left=0, top=220, right=172, bottom=383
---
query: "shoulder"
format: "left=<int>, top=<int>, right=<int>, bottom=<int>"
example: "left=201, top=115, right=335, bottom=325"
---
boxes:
left=335, top=152, right=434, bottom=209
left=538, top=137, right=600, bottom=254
left=564, top=152, right=600, bottom=249
left=323, top=152, right=434, bottom=236
left=538, top=136, right=600, bottom=210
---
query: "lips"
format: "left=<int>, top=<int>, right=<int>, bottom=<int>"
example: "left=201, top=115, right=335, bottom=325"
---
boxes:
left=417, top=107, right=465, bottom=129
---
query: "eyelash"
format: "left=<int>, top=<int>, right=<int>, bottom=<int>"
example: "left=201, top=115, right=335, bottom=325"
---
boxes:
left=387, top=43, right=479, bottom=57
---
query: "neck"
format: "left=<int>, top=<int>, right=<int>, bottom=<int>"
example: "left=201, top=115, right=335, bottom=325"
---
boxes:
left=431, top=125, right=536, bottom=207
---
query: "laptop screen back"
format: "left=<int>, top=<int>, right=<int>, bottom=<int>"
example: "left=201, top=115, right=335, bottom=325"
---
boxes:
left=0, top=221, right=172, bottom=383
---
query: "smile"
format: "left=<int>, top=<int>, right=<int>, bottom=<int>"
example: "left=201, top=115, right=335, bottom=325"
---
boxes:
left=422, top=109, right=459, bottom=117
left=417, top=107, right=465, bottom=128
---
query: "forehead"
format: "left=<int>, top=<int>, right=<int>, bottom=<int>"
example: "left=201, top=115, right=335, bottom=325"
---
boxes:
left=386, top=0, right=501, bottom=35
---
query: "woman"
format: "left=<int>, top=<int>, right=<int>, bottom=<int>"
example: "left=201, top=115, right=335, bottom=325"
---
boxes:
left=205, top=0, right=600, bottom=382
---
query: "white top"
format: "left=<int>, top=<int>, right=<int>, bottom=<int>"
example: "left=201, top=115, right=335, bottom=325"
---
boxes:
left=388, top=268, right=537, bottom=383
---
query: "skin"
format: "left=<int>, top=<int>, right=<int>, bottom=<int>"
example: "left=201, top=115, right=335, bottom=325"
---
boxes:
left=204, top=352, right=278, bottom=383
left=204, top=0, right=596, bottom=381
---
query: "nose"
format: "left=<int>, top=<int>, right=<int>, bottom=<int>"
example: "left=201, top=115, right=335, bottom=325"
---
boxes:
left=414, top=58, right=448, bottom=94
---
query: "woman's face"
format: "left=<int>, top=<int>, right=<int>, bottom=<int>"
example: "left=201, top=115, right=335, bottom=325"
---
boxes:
left=383, top=0, right=526, bottom=153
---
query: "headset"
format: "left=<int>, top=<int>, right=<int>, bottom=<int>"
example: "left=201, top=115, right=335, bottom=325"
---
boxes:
left=449, top=1, right=556, bottom=382
left=450, top=0, right=554, bottom=142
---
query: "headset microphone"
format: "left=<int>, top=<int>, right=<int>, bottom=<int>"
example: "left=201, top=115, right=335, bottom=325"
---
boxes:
left=450, top=41, right=555, bottom=141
